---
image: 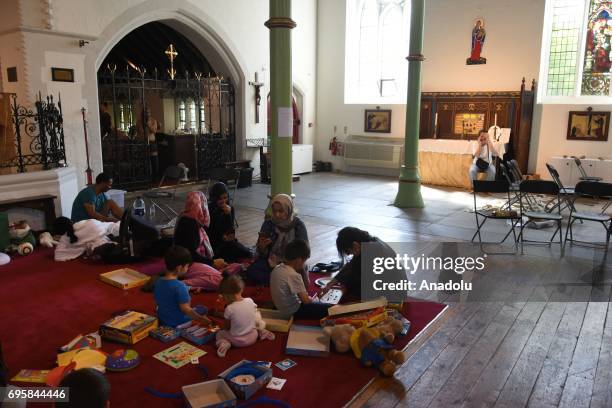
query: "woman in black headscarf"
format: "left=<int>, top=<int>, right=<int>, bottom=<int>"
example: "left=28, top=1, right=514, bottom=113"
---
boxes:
left=207, top=182, right=252, bottom=262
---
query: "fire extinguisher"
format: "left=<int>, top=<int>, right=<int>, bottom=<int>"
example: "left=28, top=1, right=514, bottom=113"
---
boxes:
left=329, top=136, right=338, bottom=156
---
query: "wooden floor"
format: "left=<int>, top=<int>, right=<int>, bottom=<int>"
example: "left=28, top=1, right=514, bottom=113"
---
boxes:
left=134, top=173, right=612, bottom=408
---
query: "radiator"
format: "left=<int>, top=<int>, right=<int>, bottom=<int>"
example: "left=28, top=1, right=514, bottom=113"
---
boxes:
left=343, top=137, right=403, bottom=169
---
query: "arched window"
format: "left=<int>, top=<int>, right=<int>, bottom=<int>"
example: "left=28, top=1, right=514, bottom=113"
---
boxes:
left=178, top=101, right=186, bottom=130
left=540, top=0, right=612, bottom=101
left=189, top=100, right=197, bottom=131
left=346, top=0, right=411, bottom=103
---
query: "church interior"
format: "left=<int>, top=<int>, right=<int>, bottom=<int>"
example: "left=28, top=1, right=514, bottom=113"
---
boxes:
left=0, top=0, right=611, bottom=407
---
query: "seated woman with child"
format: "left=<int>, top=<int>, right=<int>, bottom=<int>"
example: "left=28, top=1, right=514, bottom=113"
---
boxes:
left=245, top=194, right=309, bottom=286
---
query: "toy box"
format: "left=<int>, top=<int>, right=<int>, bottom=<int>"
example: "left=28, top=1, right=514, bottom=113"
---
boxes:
left=149, top=326, right=181, bottom=343
left=258, top=309, right=293, bottom=333
left=218, top=360, right=272, bottom=400
left=99, top=311, right=158, bottom=345
left=182, top=379, right=237, bottom=408
left=178, top=321, right=220, bottom=346
left=320, top=307, right=388, bottom=328
left=99, top=268, right=150, bottom=289
left=59, top=332, right=101, bottom=353
left=326, top=297, right=387, bottom=316
left=286, top=325, right=330, bottom=357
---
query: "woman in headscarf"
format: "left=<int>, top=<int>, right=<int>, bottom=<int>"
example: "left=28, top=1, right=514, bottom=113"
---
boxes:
left=207, top=182, right=252, bottom=262
left=174, top=191, right=214, bottom=265
left=245, top=194, right=309, bottom=285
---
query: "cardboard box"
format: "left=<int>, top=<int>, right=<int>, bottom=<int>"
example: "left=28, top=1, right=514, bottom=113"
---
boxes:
left=258, top=309, right=293, bottom=333
left=327, top=297, right=387, bottom=317
left=183, top=379, right=237, bottom=408
left=218, top=360, right=272, bottom=400
left=99, top=268, right=150, bottom=290
left=99, top=311, right=158, bottom=345
left=149, top=326, right=181, bottom=343
left=178, top=321, right=220, bottom=346
left=286, top=325, right=330, bottom=357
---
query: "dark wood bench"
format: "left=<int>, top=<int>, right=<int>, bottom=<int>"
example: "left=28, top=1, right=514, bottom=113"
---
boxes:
left=0, top=194, right=57, bottom=230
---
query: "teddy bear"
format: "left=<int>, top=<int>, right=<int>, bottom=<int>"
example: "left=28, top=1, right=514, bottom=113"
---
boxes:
left=8, top=220, right=36, bottom=256
left=325, top=317, right=407, bottom=376
left=351, top=326, right=406, bottom=376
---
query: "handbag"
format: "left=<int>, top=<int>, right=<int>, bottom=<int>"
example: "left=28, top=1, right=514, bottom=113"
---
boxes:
left=475, top=145, right=489, bottom=171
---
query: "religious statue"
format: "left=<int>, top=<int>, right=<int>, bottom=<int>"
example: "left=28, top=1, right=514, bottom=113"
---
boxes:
left=466, top=19, right=487, bottom=65
left=249, top=72, right=264, bottom=124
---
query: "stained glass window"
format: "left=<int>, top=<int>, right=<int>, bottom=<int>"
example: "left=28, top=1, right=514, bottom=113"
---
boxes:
left=581, top=0, right=612, bottom=96
left=543, top=0, right=612, bottom=99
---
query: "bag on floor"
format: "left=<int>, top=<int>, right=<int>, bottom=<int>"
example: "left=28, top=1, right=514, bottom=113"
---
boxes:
left=0, top=212, right=9, bottom=251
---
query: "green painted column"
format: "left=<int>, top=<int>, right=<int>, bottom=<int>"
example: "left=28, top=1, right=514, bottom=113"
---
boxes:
left=266, top=0, right=295, bottom=196
left=394, top=0, right=425, bottom=208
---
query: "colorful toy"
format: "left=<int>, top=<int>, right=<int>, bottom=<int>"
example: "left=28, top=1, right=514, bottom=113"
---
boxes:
left=7, top=220, right=36, bottom=256
left=105, top=349, right=141, bottom=372
left=99, top=310, right=158, bottom=345
left=59, top=332, right=101, bottom=353
left=149, top=326, right=181, bottom=343
left=178, top=320, right=220, bottom=346
left=326, top=317, right=407, bottom=376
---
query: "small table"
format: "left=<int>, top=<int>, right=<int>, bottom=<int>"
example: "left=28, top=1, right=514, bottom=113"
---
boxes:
left=0, top=194, right=57, bottom=230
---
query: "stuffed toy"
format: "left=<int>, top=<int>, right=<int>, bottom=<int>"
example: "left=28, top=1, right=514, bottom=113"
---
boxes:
left=39, top=231, right=59, bottom=248
left=8, top=220, right=36, bottom=256
left=326, top=317, right=406, bottom=376
left=350, top=326, right=406, bottom=376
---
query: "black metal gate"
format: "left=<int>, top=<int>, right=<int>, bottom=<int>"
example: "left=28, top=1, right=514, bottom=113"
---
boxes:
left=98, top=65, right=236, bottom=191
left=0, top=92, right=67, bottom=173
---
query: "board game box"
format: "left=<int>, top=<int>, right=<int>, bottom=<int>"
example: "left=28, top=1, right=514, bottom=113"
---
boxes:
left=183, top=378, right=237, bottom=408
left=218, top=360, right=272, bottom=400
left=178, top=321, right=220, bottom=346
left=99, top=311, right=158, bottom=345
left=99, top=268, right=150, bottom=289
left=153, top=341, right=206, bottom=369
left=286, top=325, right=330, bottom=357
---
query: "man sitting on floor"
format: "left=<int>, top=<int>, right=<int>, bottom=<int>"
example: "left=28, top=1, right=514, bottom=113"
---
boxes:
left=71, top=173, right=123, bottom=223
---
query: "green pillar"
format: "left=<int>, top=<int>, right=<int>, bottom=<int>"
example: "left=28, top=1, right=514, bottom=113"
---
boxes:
left=394, top=0, right=425, bottom=208
left=266, top=0, right=295, bottom=196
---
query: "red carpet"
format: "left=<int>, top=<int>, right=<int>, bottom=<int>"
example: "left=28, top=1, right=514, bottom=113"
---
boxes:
left=0, top=249, right=446, bottom=408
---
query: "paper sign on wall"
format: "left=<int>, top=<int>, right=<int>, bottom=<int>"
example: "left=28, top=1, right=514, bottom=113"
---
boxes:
left=277, top=107, right=293, bottom=138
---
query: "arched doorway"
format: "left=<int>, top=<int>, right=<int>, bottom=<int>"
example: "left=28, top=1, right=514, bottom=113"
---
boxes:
left=97, top=22, right=236, bottom=190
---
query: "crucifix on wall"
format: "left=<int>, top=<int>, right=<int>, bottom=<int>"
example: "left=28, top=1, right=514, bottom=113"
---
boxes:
left=249, top=72, right=264, bottom=123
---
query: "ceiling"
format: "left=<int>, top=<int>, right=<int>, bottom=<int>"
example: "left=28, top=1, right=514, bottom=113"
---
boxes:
left=99, top=21, right=215, bottom=78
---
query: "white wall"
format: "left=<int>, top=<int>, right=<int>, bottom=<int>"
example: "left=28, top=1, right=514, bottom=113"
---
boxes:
left=1, top=0, right=317, bottom=188
left=316, top=0, right=612, bottom=179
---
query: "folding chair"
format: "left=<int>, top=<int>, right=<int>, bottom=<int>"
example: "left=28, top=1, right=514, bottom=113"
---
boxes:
left=508, top=159, right=539, bottom=209
left=498, top=162, right=521, bottom=210
left=471, top=180, right=520, bottom=254
left=204, top=168, right=241, bottom=206
left=545, top=163, right=578, bottom=215
left=142, top=165, right=183, bottom=222
left=564, top=181, right=612, bottom=251
left=518, top=180, right=564, bottom=256
left=573, top=157, right=603, bottom=182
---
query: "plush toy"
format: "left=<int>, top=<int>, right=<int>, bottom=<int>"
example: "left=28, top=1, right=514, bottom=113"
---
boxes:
left=326, top=317, right=406, bottom=376
left=39, top=231, right=59, bottom=248
left=324, top=324, right=356, bottom=353
left=350, top=327, right=406, bottom=376
left=8, top=220, right=36, bottom=256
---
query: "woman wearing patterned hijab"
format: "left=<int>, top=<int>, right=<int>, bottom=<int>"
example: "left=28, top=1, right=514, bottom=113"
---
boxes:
left=174, top=191, right=214, bottom=264
left=245, top=194, right=309, bottom=285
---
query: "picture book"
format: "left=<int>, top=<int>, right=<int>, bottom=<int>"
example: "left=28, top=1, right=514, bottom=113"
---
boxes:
left=153, top=341, right=206, bottom=369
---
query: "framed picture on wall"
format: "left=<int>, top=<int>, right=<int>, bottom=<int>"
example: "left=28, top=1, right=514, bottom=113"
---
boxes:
left=51, top=67, right=74, bottom=82
left=364, top=109, right=391, bottom=133
left=567, top=108, right=609, bottom=141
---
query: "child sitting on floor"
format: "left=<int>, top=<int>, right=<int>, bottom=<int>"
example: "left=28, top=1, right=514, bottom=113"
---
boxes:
left=215, top=273, right=275, bottom=357
left=154, top=245, right=211, bottom=327
left=56, top=368, right=110, bottom=408
left=270, top=239, right=331, bottom=319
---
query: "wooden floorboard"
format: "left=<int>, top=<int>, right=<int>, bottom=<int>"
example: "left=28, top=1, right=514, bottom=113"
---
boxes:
left=142, top=176, right=611, bottom=408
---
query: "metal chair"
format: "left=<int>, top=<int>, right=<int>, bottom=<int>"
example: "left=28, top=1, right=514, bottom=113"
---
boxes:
left=573, top=157, right=603, bottom=182
left=518, top=180, right=564, bottom=256
left=545, top=163, right=578, bottom=215
left=471, top=180, right=520, bottom=254
left=499, top=161, right=521, bottom=210
left=563, top=181, right=612, bottom=251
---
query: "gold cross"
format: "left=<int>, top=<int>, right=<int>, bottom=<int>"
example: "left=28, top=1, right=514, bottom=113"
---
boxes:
left=165, top=44, right=178, bottom=79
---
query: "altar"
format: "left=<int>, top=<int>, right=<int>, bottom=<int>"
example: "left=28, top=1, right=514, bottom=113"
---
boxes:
left=418, top=139, right=507, bottom=189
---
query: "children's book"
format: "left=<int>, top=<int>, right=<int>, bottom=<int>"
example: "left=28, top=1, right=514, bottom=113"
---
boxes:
left=153, top=341, right=206, bottom=369
left=11, top=369, right=50, bottom=383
